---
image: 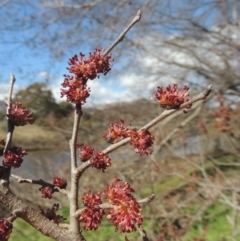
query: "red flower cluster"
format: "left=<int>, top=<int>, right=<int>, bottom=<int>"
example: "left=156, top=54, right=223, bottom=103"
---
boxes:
left=7, top=102, right=34, bottom=126
left=103, top=178, right=143, bottom=232
left=0, top=139, right=5, bottom=156
left=39, top=186, right=54, bottom=199
left=103, top=120, right=129, bottom=143
left=91, top=151, right=111, bottom=172
left=0, top=218, right=12, bottom=241
left=77, top=144, right=111, bottom=172
left=39, top=203, right=66, bottom=224
left=103, top=120, right=154, bottom=155
left=3, top=146, right=27, bottom=168
left=129, top=129, right=154, bottom=155
left=77, top=144, right=94, bottom=162
left=68, top=48, right=112, bottom=79
left=53, top=176, right=67, bottom=188
left=79, top=191, right=104, bottom=230
left=61, top=77, right=91, bottom=105
left=154, top=84, right=191, bottom=110
left=61, top=48, right=112, bottom=104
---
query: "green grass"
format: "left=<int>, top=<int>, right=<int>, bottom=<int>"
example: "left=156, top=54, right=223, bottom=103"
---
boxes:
left=183, top=203, right=239, bottom=241
left=8, top=154, right=240, bottom=241
left=10, top=219, right=54, bottom=241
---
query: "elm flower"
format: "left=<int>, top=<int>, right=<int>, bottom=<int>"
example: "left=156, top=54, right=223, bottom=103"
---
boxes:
left=61, top=48, right=113, bottom=104
left=53, top=176, right=67, bottom=188
left=77, top=144, right=94, bottom=162
left=61, top=77, right=90, bottom=105
left=154, top=84, right=191, bottom=110
left=79, top=191, right=104, bottom=230
left=91, top=151, right=111, bottom=172
left=39, top=203, right=66, bottom=224
left=3, top=146, right=27, bottom=168
left=0, top=218, right=12, bottom=241
left=7, top=102, right=34, bottom=126
left=81, top=190, right=102, bottom=208
left=68, top=48, right=112, bottom=80
left=103, top=120, right=129, bottom=143
left=103, top=178, right=135, bottom=205
left=103, top=178, right=143, bottom=232
left=39, top=186, right=54, bottom=199
left=79, top=207, right=105, bottom=231
left=107, top=199, right=143, bottom=232
left=129, top=129, right=154, bottom=156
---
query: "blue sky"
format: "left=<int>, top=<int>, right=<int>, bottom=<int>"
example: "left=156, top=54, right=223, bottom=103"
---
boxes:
left=1, top=0, right=234, bottom=107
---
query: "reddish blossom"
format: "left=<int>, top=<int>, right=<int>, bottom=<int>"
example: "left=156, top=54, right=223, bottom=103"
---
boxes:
left=103, top=178, right=143, bottom=232
left=53, top=176, right=67, bottom=188
left=106, top=199, right=143, bottom=232
left=79, top=207, right=105, bottom=230
left=129, top=129, right=155, bottom=155
left=7, top=102, right=34, bottom=126
left=79, top=191, right=104, bottom=230
left=39, top=203, right=66, bottom=224
left=61, top=77, right=90, bottom=104
left=91, top=151, right=111, bottom=172
left=3, top=146, right=27, bottom=168
left=103, top=178, right=135, bottom=205
left=154, top=84, right=191, bottom=110
left=68, top=48, right=112, bottom=80
left=82, top=190, right=102, bottom=208
left=77, top=144, right=94, bottom=162
left=103, top=120, right=129, bottom=143
left=39, top=186, right=54, bottom=199
left=0, top=218, right=12, bottom=241
left=0, top=139, right=5, bottom=156
left=61, top=48, right=113, bottom=104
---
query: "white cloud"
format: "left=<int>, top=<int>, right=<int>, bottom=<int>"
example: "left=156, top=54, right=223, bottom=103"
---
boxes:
left=38, top=71, right=49, bottom=78
left=49, top=76, right=144, bottom=107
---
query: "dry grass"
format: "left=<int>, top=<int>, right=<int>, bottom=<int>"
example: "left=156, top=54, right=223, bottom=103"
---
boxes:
left=0, top=121, right=67, bottom=150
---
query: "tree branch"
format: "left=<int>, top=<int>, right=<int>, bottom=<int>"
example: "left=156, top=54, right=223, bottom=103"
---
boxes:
left=76, top=85, right=212, bottom=175
left=103, top=9, right=142, bottom=56
left=10, top=174, right=69, bottom=195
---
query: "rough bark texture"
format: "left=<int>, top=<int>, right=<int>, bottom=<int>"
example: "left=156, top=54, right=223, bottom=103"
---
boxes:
left=0, top=184, right=85, bottom=241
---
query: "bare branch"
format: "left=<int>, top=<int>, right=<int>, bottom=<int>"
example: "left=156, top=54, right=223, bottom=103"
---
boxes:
left=76, top=85, right=212, bottom=175
left=103, top=9, right=142, bottom=56
left=10, top=174, right=69, bottom=195
left=138, top=226, right=150, bottom=241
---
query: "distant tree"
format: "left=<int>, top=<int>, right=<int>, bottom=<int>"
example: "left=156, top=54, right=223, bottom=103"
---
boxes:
left=14, top=82, right=73, bottom=120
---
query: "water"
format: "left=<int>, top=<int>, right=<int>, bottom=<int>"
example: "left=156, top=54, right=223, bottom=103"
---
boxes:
left=12, top=150, right=71, bottom=179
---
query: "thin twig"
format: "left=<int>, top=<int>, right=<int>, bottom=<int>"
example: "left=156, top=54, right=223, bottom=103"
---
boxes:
left=4, top=73, right=15, bottom=153
left=103, top=9, right=142, bottom=56
left=138, top=226, right=150, bottom=241
left=154, top=104, right=203, bottom=153
left=68, top=106, right=83, bottom=235
left=2, top=74, right=16, bottom=185
left=11, top=174, right=69, bottom=195
left=76, top=85, right=212, bottom=175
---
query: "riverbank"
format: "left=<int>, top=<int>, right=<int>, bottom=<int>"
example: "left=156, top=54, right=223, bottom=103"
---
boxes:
left=0, top=121, right=67, bottom=151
